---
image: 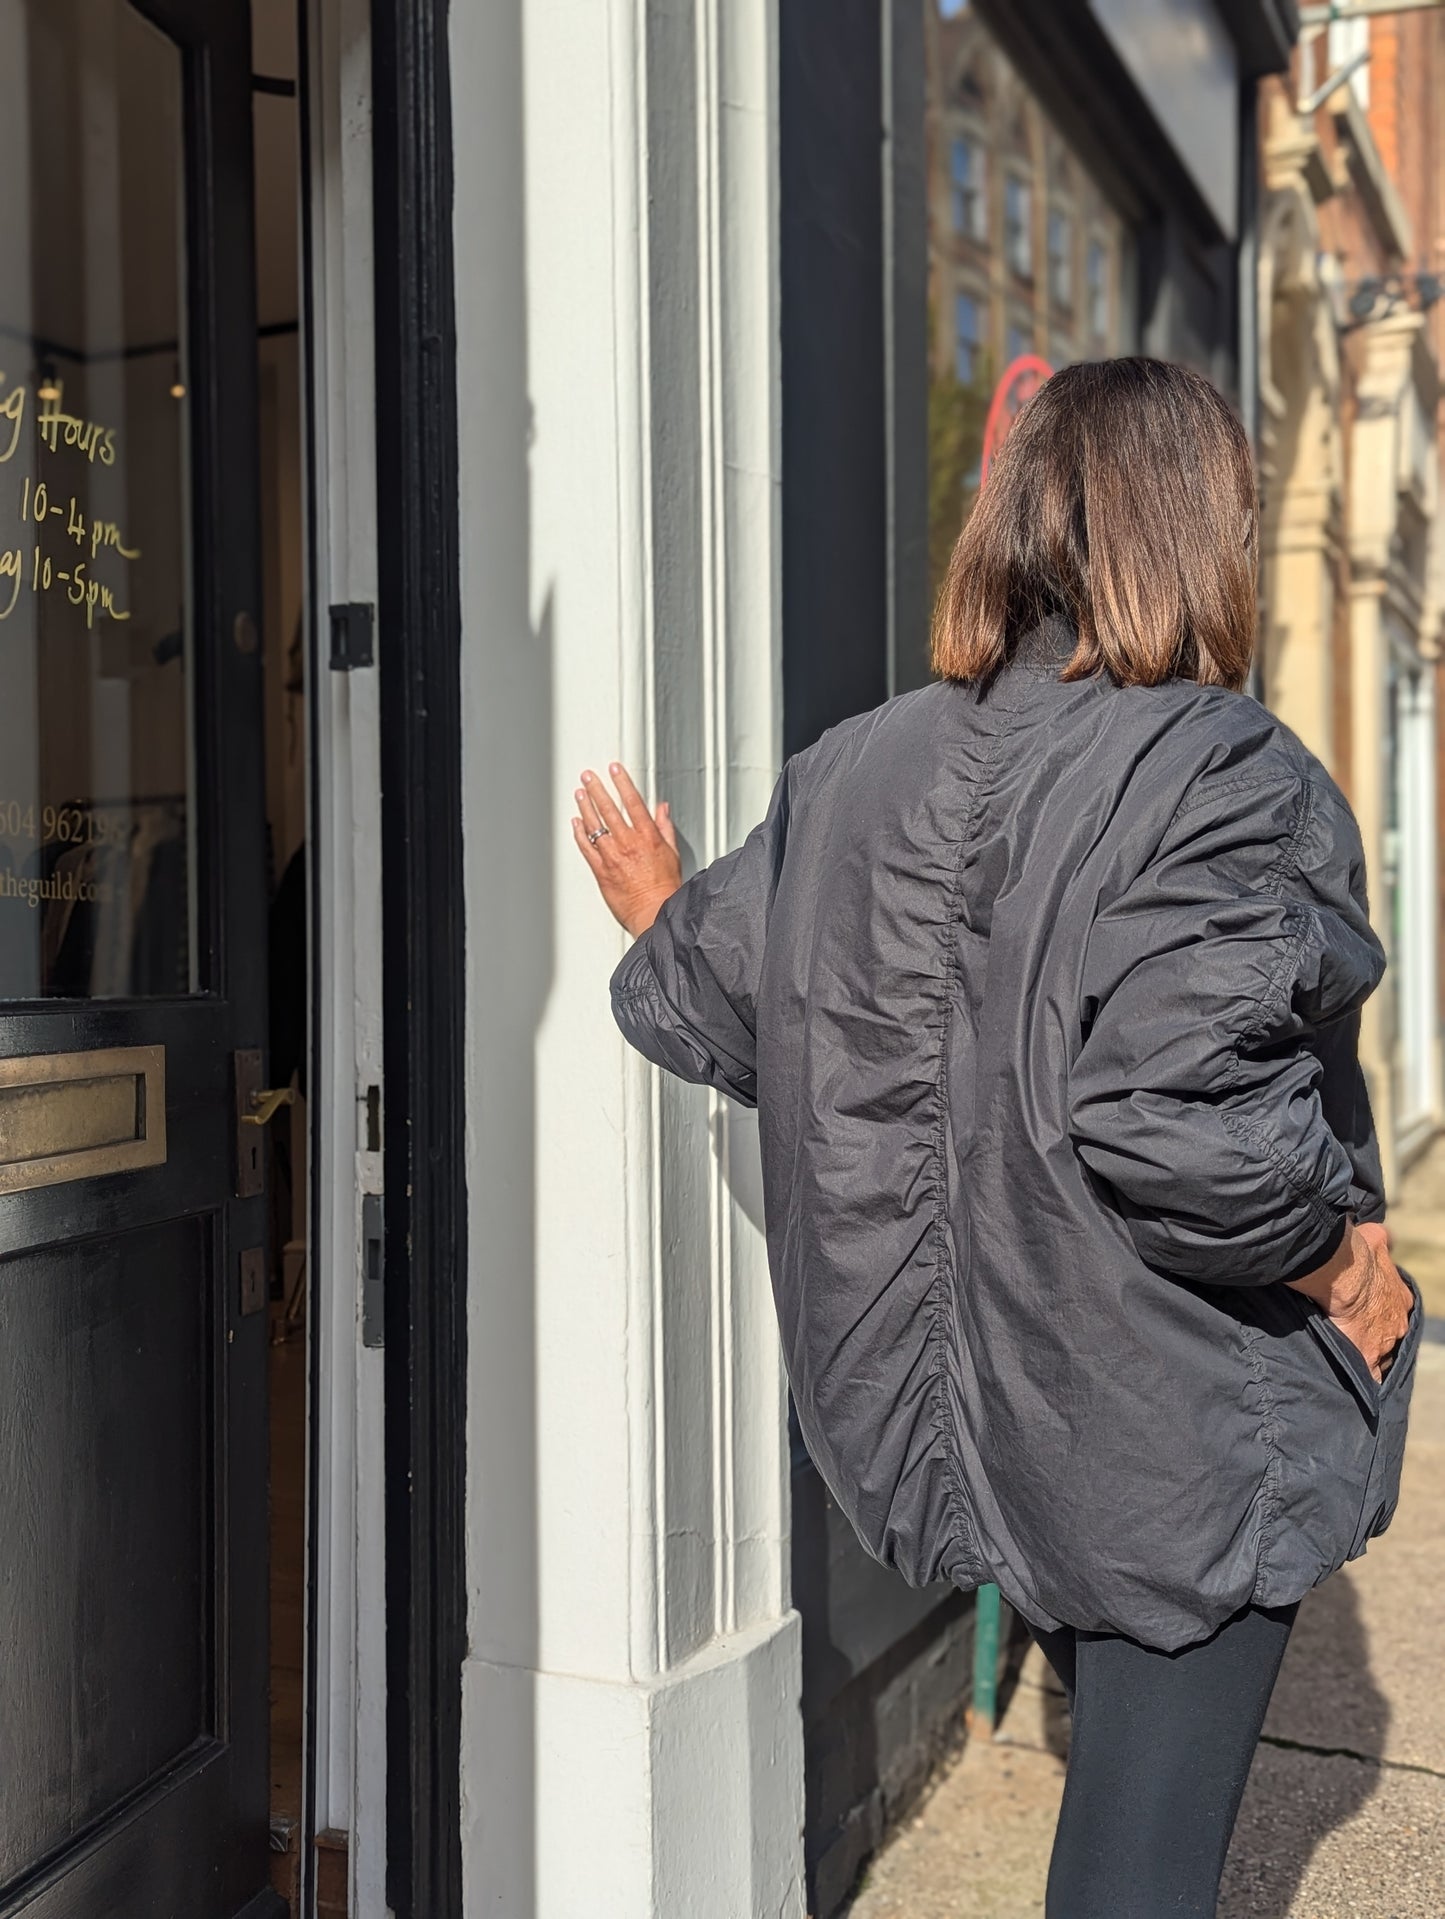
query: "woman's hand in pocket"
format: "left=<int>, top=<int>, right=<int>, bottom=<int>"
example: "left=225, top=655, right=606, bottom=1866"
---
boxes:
left=1287, top=1221, right=1414, bottom=1382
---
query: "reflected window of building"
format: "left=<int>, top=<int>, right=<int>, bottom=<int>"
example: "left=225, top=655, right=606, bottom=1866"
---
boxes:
left=955, top=292, right=982, bottom=383
left=1087, top=238, right=1110, bottom=345
left=1004, top=173, right=1032, bottom=279
left=950, top=136, right=987, bottom=241
left=925, top=0, right=1136, bottom=605
left=1047, top=206, right=1072, bottom=309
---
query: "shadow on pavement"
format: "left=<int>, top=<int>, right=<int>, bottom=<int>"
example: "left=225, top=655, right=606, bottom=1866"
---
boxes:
left=995, top=1569, right=1390, bottom=1916
left=998, top=1610, right=1072, bottom=1766
left=1219, top=1572, right=1388, bottom=1916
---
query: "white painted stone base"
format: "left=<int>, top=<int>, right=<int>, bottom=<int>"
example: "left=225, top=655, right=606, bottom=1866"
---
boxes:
left=461, top=1614, right=806, bottom=1919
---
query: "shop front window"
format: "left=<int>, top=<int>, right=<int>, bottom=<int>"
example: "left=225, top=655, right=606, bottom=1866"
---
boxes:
left=925, top=0, right=1136, bottom=602
left=1386, top=640, right=1440, bottom=1132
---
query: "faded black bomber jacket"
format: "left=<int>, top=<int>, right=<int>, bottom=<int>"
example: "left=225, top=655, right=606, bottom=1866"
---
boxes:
left=610, top=620, right=1422, bottom=1649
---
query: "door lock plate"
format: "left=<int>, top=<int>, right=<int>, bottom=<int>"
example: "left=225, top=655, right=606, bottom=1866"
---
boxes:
left=362, top=1192, right=384, bottom=1348
left=240, top=1246, right=266, bottom=1316
left=329, top=600, right=375, bottom=670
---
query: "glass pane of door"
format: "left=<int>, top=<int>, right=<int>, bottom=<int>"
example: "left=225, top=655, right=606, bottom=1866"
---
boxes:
left=0, top=0, right=194, bottom=999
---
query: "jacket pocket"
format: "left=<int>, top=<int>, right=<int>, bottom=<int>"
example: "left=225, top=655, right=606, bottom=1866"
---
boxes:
left=1301, top=1268, right=1423, bottom=1420
left=1356, top=1268, right=1424, bottom=1548
left=1302, top=1269, right=1424, bottom=1555
left=1305, top=1308, right=1385, bottom=1416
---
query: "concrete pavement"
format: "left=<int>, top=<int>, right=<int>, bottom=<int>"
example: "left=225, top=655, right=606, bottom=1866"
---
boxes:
left=844, top=1149, right=1445, bottom=1919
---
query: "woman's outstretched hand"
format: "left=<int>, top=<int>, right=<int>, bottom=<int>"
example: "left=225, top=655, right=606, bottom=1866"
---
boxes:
left=1286, top=1220, right=1413, bottom=1381
left=572, top=762, right=683, bottom=938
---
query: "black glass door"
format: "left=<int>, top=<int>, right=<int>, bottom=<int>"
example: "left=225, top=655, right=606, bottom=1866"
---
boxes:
left=0, top=3, right=275, bottom=1915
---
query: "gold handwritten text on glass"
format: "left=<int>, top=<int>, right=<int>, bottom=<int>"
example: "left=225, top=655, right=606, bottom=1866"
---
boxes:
left=0, top=1, right=194, bottom=997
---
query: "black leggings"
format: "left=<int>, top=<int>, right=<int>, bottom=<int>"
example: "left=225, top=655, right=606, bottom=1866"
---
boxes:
left=1026, top=1601, right=1298, bottom=1919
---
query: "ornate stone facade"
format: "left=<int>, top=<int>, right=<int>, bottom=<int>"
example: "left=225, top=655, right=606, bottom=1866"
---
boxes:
left=1258, top=23, right=1445, bottom=1186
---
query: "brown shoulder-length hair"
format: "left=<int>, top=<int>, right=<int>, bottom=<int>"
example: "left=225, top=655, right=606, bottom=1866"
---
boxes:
left=931, top=357, right=1258, bottom=690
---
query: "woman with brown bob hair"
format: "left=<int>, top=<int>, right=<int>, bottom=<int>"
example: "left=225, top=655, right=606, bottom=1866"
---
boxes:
left=933, top=354, right=1257, bottom=691
left=577, top=357, right=1420, bottom=1916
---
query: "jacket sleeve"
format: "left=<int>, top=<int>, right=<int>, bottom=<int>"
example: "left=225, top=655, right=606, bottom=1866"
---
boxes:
left=609, top=765, right=793, bottom=1108
left=1313, top=1012, right=1387, bottom=1227
left=1068, top=763, right=1386, bottom=1287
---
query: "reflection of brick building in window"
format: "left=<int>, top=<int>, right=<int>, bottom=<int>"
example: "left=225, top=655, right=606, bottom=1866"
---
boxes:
left=923, top=4, right=1134, bottom=590
left=926, top=5, right=1133, bottom=385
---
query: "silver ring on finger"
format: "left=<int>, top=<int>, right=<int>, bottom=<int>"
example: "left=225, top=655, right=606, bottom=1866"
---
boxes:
left=587, top=826, right=611, bottom=845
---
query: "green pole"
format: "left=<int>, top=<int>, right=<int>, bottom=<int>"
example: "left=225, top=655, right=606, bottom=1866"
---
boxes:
left=969, top=1582, right=1002, bottom=1739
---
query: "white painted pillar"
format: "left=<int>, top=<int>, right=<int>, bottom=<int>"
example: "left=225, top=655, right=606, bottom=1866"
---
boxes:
left=450, top=3, right=804, bottom=1914
left=1347, top=311, right=1424, bottom=1194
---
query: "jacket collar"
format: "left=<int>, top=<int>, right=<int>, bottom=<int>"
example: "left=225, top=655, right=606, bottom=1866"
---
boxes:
left=1005, top=615, right=1077, bottom=674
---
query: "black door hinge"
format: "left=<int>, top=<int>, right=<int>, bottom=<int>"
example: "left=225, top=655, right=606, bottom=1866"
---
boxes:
left=329, top=601, right=375, bottom=671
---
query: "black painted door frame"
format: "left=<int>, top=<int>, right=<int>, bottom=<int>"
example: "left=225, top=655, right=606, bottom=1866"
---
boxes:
left=370, top=1, right=468, bottom=1916
left=0, top=3, right=278, bottom=1916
